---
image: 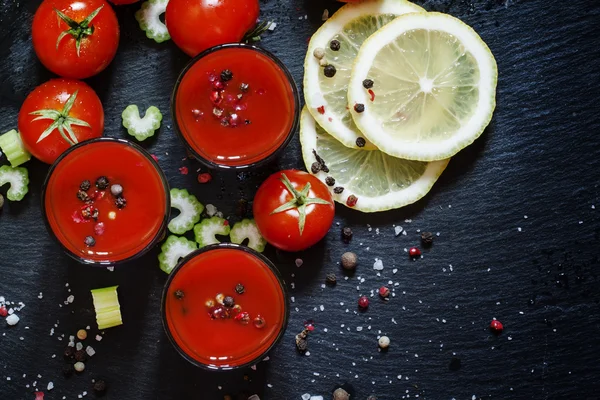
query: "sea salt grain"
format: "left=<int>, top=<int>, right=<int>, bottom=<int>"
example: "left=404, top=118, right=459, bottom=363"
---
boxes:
left=373, top=258, right=384, bottom=271
left=6, top=314, right=19, bottom=326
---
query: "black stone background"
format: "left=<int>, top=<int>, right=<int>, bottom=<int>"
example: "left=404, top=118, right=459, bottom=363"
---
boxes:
left=1, top=0, right=600, bottom=399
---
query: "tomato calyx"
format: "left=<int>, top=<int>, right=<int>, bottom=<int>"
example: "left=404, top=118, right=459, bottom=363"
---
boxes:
left=29, top=90, right=91, bottom=146
left=270, top=173, right=332, bottom=235
left=54, top=5, right=104, bottom=56
left=242, top=20, right=273, bottom=43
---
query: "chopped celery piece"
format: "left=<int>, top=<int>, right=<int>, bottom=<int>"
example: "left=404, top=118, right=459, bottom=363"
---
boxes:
left=0, top=165, right=29, bottom=201
left=168, top=188, right=204, bottom=235
left=91, top=286, right=123, bottom=330
left=230, top=219, right=267, bottom=253
left=0, top=130, right=31, bottom=167
left=122, top=105, right=162, bottom=141
left=158, top=235, right=197, bottom=274
left=193, top=217, right=230, bottom=248
left=135, top=0, right=170, bottom=43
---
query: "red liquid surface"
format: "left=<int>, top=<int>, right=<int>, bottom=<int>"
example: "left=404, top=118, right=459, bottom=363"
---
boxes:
left=165, top=248, right=286, bottom=368
left=175, top=47, right=296, bottom=167
left=44, top=141, right=168, bottom=263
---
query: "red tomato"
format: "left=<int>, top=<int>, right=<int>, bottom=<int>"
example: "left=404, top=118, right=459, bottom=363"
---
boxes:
left=32, top=0, right=119, bottom=79
left=253, top=170, right=335, bottom=252
left=165, top=0, right=259, bottom=57
left=18, top=79, right=104, bottom=164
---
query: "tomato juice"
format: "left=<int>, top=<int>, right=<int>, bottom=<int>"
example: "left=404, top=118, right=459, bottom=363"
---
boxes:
left=162, top=245, right=288, bottom=369
left=43, top=138, right=169, bottom=264
left=172, top=44, right=299, bottom=169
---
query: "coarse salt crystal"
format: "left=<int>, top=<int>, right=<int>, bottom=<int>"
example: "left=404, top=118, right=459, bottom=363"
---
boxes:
left=5, top=314, right=19, bottom=326
left=76, top=343, right=83, bottom=351
left=319, top=305, right=324, bottom=311
left=394, top=226, right=403, bottom=236
left=302, top=395, right=311, bottom=400
left=95, top=335, right=103, bottom=341
left=373, top=258, right=384, bottom=271
left=85, top=346, right=95, bottom=357
left=47, top=382, right=54, bottom=390
left=66, top=295, right=74, bottom=304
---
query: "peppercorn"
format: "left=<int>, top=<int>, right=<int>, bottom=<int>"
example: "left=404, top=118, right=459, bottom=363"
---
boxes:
left=240, top=83, right=249, bottom=92
left=333, top=186, right=344, bottom=194
left=235, top=311, right=250, bottom=324
left=220, top=69, right=233, bottom=82
left=341, top=252, right=357, bottom=270
left=341, top=227, right=353, bottom=243
left=409, top=246, right=421, bottom=257
left=330, top=39, right=341, bottom=51
left=253, top=315, right=266, bottom=329
left=295, top=328, right=309, bottom=352
left=74, top=361, right=85, bottom=373
left=198, top=173, right=212, bottom=184
left=313, top=47, right=325, bottom=59
left=84, top=236, right=96, bottom=247
left=223, top=296, right=235, bottom=308
left=77, top=329, right=87, bottom=340
left=325, top=176, right=335, bottom=186
left=333, top=388, right=350, bottom=400
left=110, top=184, right=123, bottom=197
left=115, top=197, right=127, bottom=209
left=355, top=137, right=366, bottom=147
left=235, top=283, right=245, bottom=294
left=379, top=286, right=390, bottom=298
left=62, top=363, right=74, bottom=377
left=346, top=195, right=358, bottom=207
left=358, top=295, right=369, bottom=309
left=215, top=293, right=225, bottom=304
left=174, top=289, right=185, bottom=300
left=64, top=346, right=75, bottom=360
left=325, top=273, right=337, bottom=285
left=93, top=379, right=107, bottom=394
left=74, top=350, right=87, bottom=362
left=378, top=335, right=390, bottom=349
left=362, top=79, right=374, bottom=89
left=80, top=180, right=91, bottom=191
left=421, top=231, right=434, bottom=246
left=77, top=190, right=89, bottom=202
left=95, top=176, right=109, bottom=190
left=354, top=103, right=365, bottom=113
left=91, top=208, right=99, bottom=220
left=205, top=299, right=215, bottom=308
left=310, top=162, right=321, bottom=174
left=324, top=64, right=337, bottom=78
left=490, top=319, right=503, bottom=334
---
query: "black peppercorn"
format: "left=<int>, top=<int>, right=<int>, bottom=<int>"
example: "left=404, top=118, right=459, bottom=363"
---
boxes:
left=64, top=346, right=75, bottom=360
left=80, top=180, right=91, bottom=191
left=421, top=231, right=434, bottom=246
left=84, top=236, right=96, bottom=247
left=362, top=79, right=374, bottom=89
left=310, top=162, right=321, bottom=174
left=341, top=227, right=353, bottom=243
left=239, top=83, right=249, bottom=92
left=77, top=190, right=89, bottom=202
left=91, top=208, right=99, bottom=221
left=244, top=119, right=251, bottom=125
left=333, top=187, right=344, bottom=194
left=325, top=176, right=335, bottom=186
left=95, top=176, right=109, bottom=190
left=323, top=64, right=336, bottom=78
left=325, top=273, right=337, bottom=285
left=354, top=103, right=365, bottom=113
left=235, top=283, right=245, bottom=294
left=223, top=296, right=235, bottom=308
left=220, top=69, right=233, bottom=82
left=62, top=363, right=74, bottom=377
left=74, top=350, right=87, bottom=362
left=356, top=137, right=366, bottom=147
left=93, top=379, right=107, bottom=394
left=295, top=329, right=309, bottom=352
left=115, top=197, right=127, bottom=209
left=174, top=289, right=185, bottom=300
left=330, top=39, right=341, bottom=51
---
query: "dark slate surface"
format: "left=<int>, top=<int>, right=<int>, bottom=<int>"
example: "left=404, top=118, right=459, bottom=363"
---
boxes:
left=1, top=0, right=600, bottom=399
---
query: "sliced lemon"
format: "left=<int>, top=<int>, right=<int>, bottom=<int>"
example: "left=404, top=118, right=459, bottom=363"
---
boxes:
left=348, top=12, right=498, bottom=161
left=300, top=107, right=449, bottom=213
left=303, top=0, right=424, bottom=150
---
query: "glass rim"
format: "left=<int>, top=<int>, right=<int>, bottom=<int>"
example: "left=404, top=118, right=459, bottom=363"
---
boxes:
left=40, top=137, right=171, bottom=266
left=170, top=42, right=300, bottom=170
left=160, top=243, right=290, bottom=371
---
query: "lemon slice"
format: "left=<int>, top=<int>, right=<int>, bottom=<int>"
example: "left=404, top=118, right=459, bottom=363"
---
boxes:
left=348, top=12, right=498, bottom=161
left=300, top=108, right=449, bottom=213
left=303, top=0, right=424, bottom=150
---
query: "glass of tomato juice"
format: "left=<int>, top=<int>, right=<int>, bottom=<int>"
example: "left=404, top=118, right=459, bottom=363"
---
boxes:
left=161, top=244, right=289, bottom=370
left=171, top=43, right=300, bottom=169
left=42, top=138, right=170, bottom=265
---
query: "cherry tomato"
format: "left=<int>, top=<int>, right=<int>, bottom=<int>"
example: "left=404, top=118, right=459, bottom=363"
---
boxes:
left=165, top=0, right=259, bottom=57
left=32, top=0, right=119, bottom=79
left=18, top=79, right=104, bottom=164
left=253, top=170, right=335, bottom=252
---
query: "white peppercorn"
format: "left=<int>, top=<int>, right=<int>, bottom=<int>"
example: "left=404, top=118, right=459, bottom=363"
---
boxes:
left=74, top=361, right=85, bottom=373
left=378, top=336, right=390, bottom=349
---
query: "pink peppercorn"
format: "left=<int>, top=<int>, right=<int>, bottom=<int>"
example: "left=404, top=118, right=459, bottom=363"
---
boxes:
left=379, top=286, right=390, bottom=298
left=346, top=195, right=358, bottom=207
left=358, top=296, right=369, bottom=309
left=0, top=306, right=7, bottom=317
left=490, top=319, right=503, bottom=333
left=409, top=247, right=421, bottom=257
left=197, top=173, right=212, bottom=184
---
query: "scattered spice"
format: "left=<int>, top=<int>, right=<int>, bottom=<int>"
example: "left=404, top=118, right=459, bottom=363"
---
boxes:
left=362, top=79, right=374, bottom=89
left=84, top=236, right=96, bottom=247
left=341, top=252, right=357, bottom=270
left=378, top=336, right=390, bottom=349
left=220, top=69, right=233, bottom=82
left=77, top=190, right=89, bottom=202
left=409, top=247, right=421, bottom=257
left=358, top=295, right=369, bottom=309
left=240, top=83, right=249, bottom=92
left=74, top=350, right=87, bottom=362
left=333, top=388, right=350, bottom=400
left=313, top=47, right=325, bottom=59
left=64, top=346, right=75, bottom=360
left=205, top=299, right=215, bottom=308
left=490, top=319, right=503, bottom=334
left=378, top=286, right=390, bottom=298
left=234, top=311, right=250, bottom=324
left=319, top=58, right=328, bottom=67
left=80, top=180, right=91, bottom=191
left=316, top=105, right=325, bottom=115
left=0, top=306, right=7, bottom=317
left=368, top=89, right=376, bottom=102
left=253, top=315, right=266, bottom=329
left=115, top=197, right=127, bottom=209
left=223, top=296, right=235, bottom=308
left=341, top=227, right=353, bottom=243
left=76, top=329, right=87, bottom=340
left=295, top=328, right=310, bottom=352
left=323, top=64, right=336, bottom=78
left=95, top=176, right=109, bottom=190
left=333, top=186, right=344, bottom=194
left=325, top=176, right=335, bottom=186
left=74, top=362, right=85, bottom=373
left=215, top=293, right=225, bottom=304
left=110, top=184, right=123, bottom=197
left=93, top=379, right=107, bottom=394
left=346, top=195, right=358, bottom=207
left=355, top=137, right=366, bottom=147
left=178, top=166, right=189, bottom=175
left=62, top=364, right=74, bottom=377
left=174, top=289, right=185, bottom=300
left=235, top=283, right=245, bottom=294
left=310, top=162, right=321, bottom=174
left=330, top=39, right=341, bottom=51
left=325, top=273, right=337, bottom=285
left=197, top=172, right=212, bottom=184
left=421, top=231, right=434, bottom=246
left=354, top=103, right=365, bottom=113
